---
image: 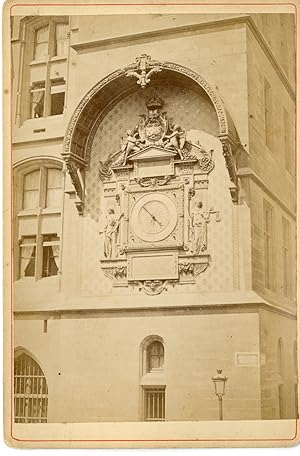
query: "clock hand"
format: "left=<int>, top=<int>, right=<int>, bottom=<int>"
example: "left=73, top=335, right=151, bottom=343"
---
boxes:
left=142, top=205, right=163, bottom=227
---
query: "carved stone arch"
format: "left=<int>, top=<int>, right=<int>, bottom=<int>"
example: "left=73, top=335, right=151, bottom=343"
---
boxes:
left=63, top=55, right=241, bottom=213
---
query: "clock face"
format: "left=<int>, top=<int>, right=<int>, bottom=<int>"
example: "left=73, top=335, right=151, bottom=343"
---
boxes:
left=131, top=193, right=178, bottom=242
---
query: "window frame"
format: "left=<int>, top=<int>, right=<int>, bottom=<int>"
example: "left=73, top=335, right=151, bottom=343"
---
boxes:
left=18, top=17, right=69, bottom=123
left=31, top=17, right=69, bottom=63
left=263, top=199, right=274, bottom=290
left=14, top=159, right=63, bottom=281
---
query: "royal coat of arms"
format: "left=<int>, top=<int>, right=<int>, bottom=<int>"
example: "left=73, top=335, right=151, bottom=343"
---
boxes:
left=138, top=97, right=168, bottom=145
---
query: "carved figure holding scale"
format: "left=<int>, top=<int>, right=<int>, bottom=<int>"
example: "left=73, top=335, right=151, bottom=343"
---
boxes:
left=189, top=200, right=210, bottom=254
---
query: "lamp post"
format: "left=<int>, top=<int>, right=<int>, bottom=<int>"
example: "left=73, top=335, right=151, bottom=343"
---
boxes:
left=212, top=369, right=228, bottom=421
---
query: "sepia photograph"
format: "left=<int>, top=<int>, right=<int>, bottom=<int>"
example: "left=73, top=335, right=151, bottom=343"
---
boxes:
left=3, top=0, right=299, bottom=448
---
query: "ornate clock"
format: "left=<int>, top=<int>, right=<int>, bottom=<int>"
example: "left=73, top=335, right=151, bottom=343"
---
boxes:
left=131, top=192, right=178, bottom=242
left=129, top=191, right=180, bottom=245
left=99, top=95, right=219, bottom=294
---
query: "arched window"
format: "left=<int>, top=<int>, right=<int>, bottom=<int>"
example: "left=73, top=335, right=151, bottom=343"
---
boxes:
left=14, top=350, right=48, bottom=423
left=147, top=341, right=164, bottom=372
left=14, top=160, right=63, bottom=281
left=140, top=336, right=166, bottom=421
left=22, top=167, right=62, bottom=210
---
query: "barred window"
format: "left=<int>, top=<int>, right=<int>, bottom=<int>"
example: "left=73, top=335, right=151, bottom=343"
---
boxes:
left=144, top=387, right=165, bottom=421
left=14, top=351, right=48, bottom=423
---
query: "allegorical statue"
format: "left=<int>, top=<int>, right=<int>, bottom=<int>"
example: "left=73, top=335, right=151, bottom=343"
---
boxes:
left=163, top=124, right=186, bottom=154
left=189, top=200, right=210, bottom=254
left=120, top=129, right=144, bottom=164
left=103, top=208, right=123, bottom=258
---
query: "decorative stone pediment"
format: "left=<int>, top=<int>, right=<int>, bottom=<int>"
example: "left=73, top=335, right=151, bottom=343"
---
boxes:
left=127, top=146, right=178, bottom=162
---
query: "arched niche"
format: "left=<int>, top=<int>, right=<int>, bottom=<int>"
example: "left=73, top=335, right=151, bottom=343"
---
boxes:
left=62, top=56, right=240, bottom=214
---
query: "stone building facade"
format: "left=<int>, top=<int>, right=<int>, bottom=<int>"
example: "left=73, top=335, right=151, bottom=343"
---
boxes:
left=11, top=13, right=297, bottom=423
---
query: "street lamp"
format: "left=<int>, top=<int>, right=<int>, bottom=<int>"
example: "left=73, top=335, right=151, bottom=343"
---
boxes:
left=212, top=369, right=228, bottom=420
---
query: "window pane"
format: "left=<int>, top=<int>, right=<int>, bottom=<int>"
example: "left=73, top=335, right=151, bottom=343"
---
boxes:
left=31, top=89, right=45, bottom=118
left=147, top=341, right=164, bottom=372
left=55, top=23, right=69, bottom=56
left=50, top=92, right=65, bottom=116
left=34, top=25, right=49, bottom=60
left=23, top=171, right=40, bottom=209
left=46, top=169, right=62, bottom=207
left=42, top=235, right=60, bottom=277
left=20, top=237, right=36, bottom=277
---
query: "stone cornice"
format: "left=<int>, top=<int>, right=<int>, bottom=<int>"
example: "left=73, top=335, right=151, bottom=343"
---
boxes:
left=70, top=15, right=295, bottom=100
left=237, top=167, right=296, bottom=220
left=14, top=300, right=296, bottom=321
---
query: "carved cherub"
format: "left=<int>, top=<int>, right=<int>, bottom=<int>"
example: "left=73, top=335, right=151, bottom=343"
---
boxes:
left=163, top=124, right=186, bottom=154
left=120, top=129, right=143, bottom=164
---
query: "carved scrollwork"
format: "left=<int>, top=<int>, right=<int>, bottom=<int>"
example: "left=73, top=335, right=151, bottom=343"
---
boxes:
left=194, top=263, right=209, bottom=277
left=123, top=54, right=163, bottom=89
left=219, top=137, right=238, bottom=184
left=113, top=266, right=127, bottom=279
left=135, top=176, right=172, bottom=188
left=198, top=153, right=214, bottom=173
left=64, top=161, right=82, bottom=199
left=137, top=280, right=168, bottom=296
left=98, top=159, right=113, bottom=181
left=102, top=265, right=127, bottom=280
left=179, top=263, right=194, bottom=275
left=103, top=268, right=114, bottom=280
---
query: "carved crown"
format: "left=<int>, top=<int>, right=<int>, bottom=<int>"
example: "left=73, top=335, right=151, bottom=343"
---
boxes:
left=146, top=96, right=164, bottom=109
